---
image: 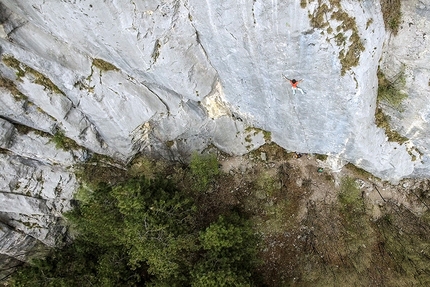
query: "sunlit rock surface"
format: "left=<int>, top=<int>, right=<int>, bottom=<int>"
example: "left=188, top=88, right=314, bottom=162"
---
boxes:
left=379, top=0, right=430, bottom=178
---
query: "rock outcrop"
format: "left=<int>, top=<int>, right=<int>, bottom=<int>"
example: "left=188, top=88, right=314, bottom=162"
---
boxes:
left=379, top=0, right=430, bottom=178
left=0, top=0, right=429, bottom=276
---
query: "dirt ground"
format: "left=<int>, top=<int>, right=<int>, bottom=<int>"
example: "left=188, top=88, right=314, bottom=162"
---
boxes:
left=215, top=145, right=430, bottom=286
left=220, top=148, right=428, bottom=220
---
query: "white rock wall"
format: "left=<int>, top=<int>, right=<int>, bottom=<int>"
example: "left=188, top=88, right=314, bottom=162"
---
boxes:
left=380, top=0, right=430, bottom=178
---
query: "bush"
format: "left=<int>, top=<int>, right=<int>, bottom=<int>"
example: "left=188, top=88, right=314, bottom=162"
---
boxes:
left=191, top=212, right=259, bottom=287
left=10, top=174, right=261, bottom=286
left=377, top=70, right=407, bottom=108
left=111, top=176, right=198, bottom=283
left=189, top=152, right=220, bottom=192
left=10, top=238, right=134, bottom=287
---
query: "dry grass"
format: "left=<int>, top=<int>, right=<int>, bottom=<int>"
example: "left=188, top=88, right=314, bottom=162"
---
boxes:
left=216, top=152, right=430, bottom=286
left=305, top=0, right=365, bottom=75
left=375, top=69, right=409, bottom=144
left=377, top=70, right=407, bottom=108
left=2, top=55, right=65, bottom=95
left=92, top=58, right=119, bottom=72
left=375, top=108, right=408, bottom=143
left=380, top=0, right=402, bottom=34
left=0, top=77, right=27, bottom=100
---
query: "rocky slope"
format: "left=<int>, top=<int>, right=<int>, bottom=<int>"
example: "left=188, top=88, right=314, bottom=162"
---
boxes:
left=0, top=0, right=429, bottom=277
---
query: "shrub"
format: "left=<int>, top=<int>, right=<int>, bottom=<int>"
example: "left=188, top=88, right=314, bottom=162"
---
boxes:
left=377, top=70, right=407, bottom=108
left=191, top=212, right=259, bottom=287
left=189, top=152, right=220, bottom=192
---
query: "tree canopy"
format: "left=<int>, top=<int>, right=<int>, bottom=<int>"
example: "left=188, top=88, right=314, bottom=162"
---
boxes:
left=10, top=155, right=260, bottom=286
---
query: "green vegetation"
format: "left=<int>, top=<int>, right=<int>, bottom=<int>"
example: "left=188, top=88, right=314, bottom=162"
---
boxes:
left=10, top=153, right=259, bottom=286
left=375, top=69, right=409, bottom=144
left=8, top=152, right=430, bottom=286
left=31, top=69, right=65, bottom=95
left=51, top=129, right=81, bottom=151
left=92, top=58, right=119, bottom=72
left=2, top=55, right=26, bottom=78
left=338, top=177, right=366, bottom=227
left=192, top=213, right=259, bottom=286
left=2, top=55, right=65, bottom=95
left=11, top=123, right=52, bottom=140
left=250, top=143, right=296, bottom=162
left=300, top=0, right=307, bottom=9
left=337, top=177, right=374, bottom=271
left=315, top=153, right=328, bottom=161
left=375, top=207, right=430, bottom=286
left=377, top=69, right=407, bottom=108
left=190, top=152, right=220, bottom=192
left=407, top=146, right=423, bottom=162
left=128, top=156, right=163, bottom=179
left=293, top=177, right=430, bottom=286
left=380, top=0, right=402, bottom=34
left=345, top=162, right=375, bottom=179
left=331, top=10, right=365, bottom=75
left=165, top=140, right=175, bottom=148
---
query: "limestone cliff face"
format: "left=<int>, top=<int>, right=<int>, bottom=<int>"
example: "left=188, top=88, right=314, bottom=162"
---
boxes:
left=0, top=0, right=429, bottom=273
left=379, top=0, right=430, bottom=178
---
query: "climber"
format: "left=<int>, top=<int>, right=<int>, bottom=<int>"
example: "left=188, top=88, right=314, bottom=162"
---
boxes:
left=283, top=75, right=305, bottom=95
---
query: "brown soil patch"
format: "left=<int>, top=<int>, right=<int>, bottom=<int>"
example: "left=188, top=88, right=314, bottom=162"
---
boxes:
left=215, top=144, right=430, bottom=286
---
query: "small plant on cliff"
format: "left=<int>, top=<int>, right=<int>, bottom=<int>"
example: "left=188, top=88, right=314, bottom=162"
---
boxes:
left=51, top=130, right=80, bottom=150
left=303, top=0, right=365, bottom=75
left=2, top=55, right=65, bottom=95
left=380, top=0, right=402, bottom=34
left=377, top=69, right=407, bottom=109
left=375, top=69, right=409, bottom=144
left=375, top=108, right=409, bottom=144
left=92, top=58, right=119, bottom=72
left=0, top=77, right=27, bottom=100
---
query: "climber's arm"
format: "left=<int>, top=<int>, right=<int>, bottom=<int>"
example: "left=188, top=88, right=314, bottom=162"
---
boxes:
left=282, top=75, right=291, bottom=81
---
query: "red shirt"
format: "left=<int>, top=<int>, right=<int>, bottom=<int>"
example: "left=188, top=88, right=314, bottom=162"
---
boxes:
left=291, top=81, right=298, bottom=88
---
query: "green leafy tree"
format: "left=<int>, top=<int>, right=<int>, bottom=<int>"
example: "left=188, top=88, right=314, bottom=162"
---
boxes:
left=112, top=177, right=198, bottom=285
left=67, top=183, right=124, bottom=247
left=10, top=239, right=134, bottom=287
left=191, top=212, right=259, bottom=287
left=9, top=175, right=261, bottom=287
